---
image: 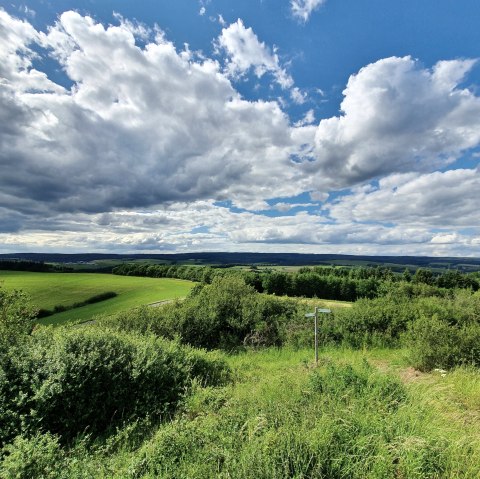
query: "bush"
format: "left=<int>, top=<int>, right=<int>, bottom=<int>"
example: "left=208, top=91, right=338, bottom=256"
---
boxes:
left=0, top=433, right=64, bottom=479
left=101, top=276, right=298, bottom=350
left=0, top=326, right=230, bottom=445
left=37, top=291, right=118, bottom=318
left=311, top=296, right=417, bottom=348
left=0, top=288, right=37, bottom=348
left=407, top=315, right=480, bottom=371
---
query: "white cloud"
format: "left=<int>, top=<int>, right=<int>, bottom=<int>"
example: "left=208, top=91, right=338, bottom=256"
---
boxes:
left=291, top=0, right=326, bottom=23
left=273, top=202, right=314, bottom=212
left=0, top=10, right=307, bottom=220
left=199, top=7, right=206, bottom=16
left=216, top=19, right=293, bottom=89
left=309, top=190, right=328, bottom=202
left=328, top=167, right=480, bottom=228
left=295, top=109, right=315, bottom=126
left=308, top=56, right=480, bottom=188
left=1, top=10, right=480, bottom=256
left=1, top=197, right=479, bottom=256
left=20, top=5, right=36, bottom=18
left=0, top=9, right=62, bottom=93
left=290, top=86, right=307, bottom=104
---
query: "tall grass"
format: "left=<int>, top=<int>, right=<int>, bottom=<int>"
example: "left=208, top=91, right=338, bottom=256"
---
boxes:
left=5, top=348, right=477, bottom=478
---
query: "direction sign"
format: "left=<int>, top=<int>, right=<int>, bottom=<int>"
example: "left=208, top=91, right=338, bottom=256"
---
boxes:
left=305, top=307, right=332, bottom=364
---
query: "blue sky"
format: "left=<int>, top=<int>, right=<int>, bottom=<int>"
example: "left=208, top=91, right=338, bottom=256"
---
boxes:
left=1, top=0, right=480, bottom=255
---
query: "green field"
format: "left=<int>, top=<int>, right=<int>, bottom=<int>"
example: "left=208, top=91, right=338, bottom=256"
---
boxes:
left=0, top=271, right=194, bottom=325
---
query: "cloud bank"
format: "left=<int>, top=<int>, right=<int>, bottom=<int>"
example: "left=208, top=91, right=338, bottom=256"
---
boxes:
left=308, top=56, right=480, bottom=189
left=1, top=9, right=480, bottom=255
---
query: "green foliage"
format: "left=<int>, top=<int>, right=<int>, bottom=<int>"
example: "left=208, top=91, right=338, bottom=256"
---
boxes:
left=0, top=260, right=71, bottom=273
left=404, top=291, right=480, bottom=370
left=327, top=296, right=417, bottom=348
left=102, top=276, right=298, bottom=350
left=1, top=347, right=479, bottom=478
left=0, top=287, right=36, bottom=349
left=309, top=360, right=407, bottom=410
left=0, top=271, right=193, bottom=325
left=113, top=262, right=480, bottom=303
left=0, top=433, right=64, bottom=479
left=125, top=357, right=450, bottom=479
left=0, top=326, right=230, bottom=446
left=284, top=290, right=480, bottom=369
left=37, top=291, right=118, bottom=318
left=408, top=314, right=480, bottom=371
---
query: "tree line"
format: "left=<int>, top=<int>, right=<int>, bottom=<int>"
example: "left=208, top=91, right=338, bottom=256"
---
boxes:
left=0, top=260, right=72, bottom=273
left=112, top=263, right=480, bottom=301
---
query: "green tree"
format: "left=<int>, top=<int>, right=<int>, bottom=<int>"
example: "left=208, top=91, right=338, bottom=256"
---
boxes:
left=402, top=268, right=412, bottom=282
left=0, top=288, right=37, bottom=348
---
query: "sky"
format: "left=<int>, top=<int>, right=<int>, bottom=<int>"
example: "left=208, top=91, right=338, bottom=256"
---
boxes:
left=1, top=0, right=480, bottom=256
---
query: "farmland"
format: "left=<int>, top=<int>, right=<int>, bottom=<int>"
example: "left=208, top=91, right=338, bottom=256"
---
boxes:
left=0, top=271, right=194, bottom=325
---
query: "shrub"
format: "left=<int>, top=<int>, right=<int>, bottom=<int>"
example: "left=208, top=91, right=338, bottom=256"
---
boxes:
left=0, top=433, right=64, bottom=479
left=315, top=296, right=417, bottom=348
left=0, top=288, right=37, bottom=348
left=100, top=276, right=298, bottom=350
left=407, top=315, right=480, bottom=371
left=0, top=327, right=230, bottom=445
left=37, top=291, right=118, bottom=318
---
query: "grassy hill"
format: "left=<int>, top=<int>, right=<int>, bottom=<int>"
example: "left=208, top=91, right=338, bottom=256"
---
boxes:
left=0, top=271, right=193, bottom=325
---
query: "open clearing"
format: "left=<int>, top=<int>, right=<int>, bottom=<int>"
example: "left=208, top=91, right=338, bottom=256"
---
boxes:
left=0, top=271, right=193, bottom=325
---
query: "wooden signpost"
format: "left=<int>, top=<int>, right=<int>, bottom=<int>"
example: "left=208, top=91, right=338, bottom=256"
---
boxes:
left=305, top=307, right=331, bottom=364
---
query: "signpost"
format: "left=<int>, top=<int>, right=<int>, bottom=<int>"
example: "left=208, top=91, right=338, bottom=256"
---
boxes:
left=305, top=307, right=331, bottom=364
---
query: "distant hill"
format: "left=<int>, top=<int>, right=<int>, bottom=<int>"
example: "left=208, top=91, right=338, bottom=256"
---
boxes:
left=1, top=252, right=480, bottom=272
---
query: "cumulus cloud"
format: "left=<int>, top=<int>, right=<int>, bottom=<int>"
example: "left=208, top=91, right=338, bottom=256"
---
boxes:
left=216, top=19, right=293, bottom=88
left=4, top=199, right=478, bottom=256
left=7, top=181, right=468, bottom=256
left=291, top=0, right=326, bottom=23
left=0, top=10, right=308, bottom=220
left=309, top=56, right=480, bottom=188
left=294, top=109, right=315, bottom=126
left=328, top=167, right=480, bottom=228
left=1, top=10, right=480, bottom=256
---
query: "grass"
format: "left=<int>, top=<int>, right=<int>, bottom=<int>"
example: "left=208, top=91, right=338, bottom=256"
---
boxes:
left=273, top=294, right=353, bottom=309
left=1, top=344, right=479, bottom=477
left=155, top=347, right=479, bottom=478
left=0, top=271, right=193, bottom=325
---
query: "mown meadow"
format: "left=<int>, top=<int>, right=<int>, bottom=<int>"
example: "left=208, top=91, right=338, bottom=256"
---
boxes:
left=1, top=264, right=479, bottom=478
left=0, top=271, right=194, bottom=324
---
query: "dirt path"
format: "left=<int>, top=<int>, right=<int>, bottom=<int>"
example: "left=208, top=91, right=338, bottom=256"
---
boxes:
left=148, top=299, right=175, bottom=307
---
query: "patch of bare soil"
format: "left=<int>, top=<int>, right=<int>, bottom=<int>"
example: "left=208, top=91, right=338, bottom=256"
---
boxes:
left=398, top=366, right=428, bottom=383
left=370, top=359, right=428, bottom=384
